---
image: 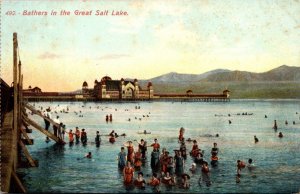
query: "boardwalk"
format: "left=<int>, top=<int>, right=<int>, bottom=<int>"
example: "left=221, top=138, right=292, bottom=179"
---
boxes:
left=1, top=33, right=64, bottom=193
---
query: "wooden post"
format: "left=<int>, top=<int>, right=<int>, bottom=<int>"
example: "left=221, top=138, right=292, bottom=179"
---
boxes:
left=13, top=32, right=19, bottom=171
left=18, top=140, right=36, bottom=167
left=18, top=72, right=23, bottom=164
left=23, top=116, right=64, bottom=144
left=20, top=126, right=33, bottom=145
left=11, top=171, right=27, bottom=193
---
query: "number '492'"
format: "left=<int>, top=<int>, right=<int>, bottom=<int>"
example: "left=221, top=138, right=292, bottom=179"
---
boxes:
left=6, top=11, right=16, bottom=15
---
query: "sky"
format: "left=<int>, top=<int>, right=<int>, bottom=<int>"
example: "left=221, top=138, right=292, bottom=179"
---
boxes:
left=1, top=0, right=300, bottom=92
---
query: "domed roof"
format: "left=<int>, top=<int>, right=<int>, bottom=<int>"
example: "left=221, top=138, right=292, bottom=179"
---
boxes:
left=101, top=76, right=112, bottom=82
left=134, top=78, right=138, bottom=82
left=82, top=81, right=88, bottom=87
left=121, top=78, right=124, bottom=81
left=147, top=82, right=152, bottom=87
left=94, top=79, right=98, bottom=83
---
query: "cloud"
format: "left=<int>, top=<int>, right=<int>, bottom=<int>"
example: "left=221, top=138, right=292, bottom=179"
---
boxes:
left=153, top=21, right=199, bottom=49
left=38, top=52, right=61, bottom=59
left=98, top=54, right=131, bottom=60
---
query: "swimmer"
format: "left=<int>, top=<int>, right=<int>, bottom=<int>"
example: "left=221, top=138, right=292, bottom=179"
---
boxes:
left=45, top=137, right=50, bottom=143
left=273, top=120, right=278, bottom=130
left=237, top=160, right=246, bottom=175
left=134, top=172, right=146, bottom=189
left=247, top=158, right=255, bottom=170
left=211, top=142, right=219, bottom=156
left=181, top=173, right=190, bottom=189
left=162, top=172, right=175, bottom=185
left=85, top=152, right=92, bottom=158
left=189, top=163, right=196, bottom=173
left=278, top=132, right=283, bottom=138
left=202, top=161, right=210, bottom=174
left=148, top=172, right=160, bottom=187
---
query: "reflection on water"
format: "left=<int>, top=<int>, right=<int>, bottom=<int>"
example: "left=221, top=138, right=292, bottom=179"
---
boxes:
left=19, top=100, right=300, bottom=193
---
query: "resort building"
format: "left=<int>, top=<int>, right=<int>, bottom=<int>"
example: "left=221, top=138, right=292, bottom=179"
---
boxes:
left=23, top=86, right=42, bottom=93
left=82, top=76, right=154, bottom=100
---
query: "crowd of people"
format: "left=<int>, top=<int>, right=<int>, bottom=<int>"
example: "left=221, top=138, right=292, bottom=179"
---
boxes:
left=36, top=104, right=299, bottom=192
left=112, top=128, right=224, bottom=192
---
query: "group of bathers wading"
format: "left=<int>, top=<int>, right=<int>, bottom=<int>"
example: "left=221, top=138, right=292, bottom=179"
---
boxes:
left=114, top=127, right=223, bottom=191
left=40, top=104, right=296, bottom=192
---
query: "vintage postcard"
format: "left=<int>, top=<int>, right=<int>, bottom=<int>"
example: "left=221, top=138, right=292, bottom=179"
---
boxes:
left=1, top=0, right=300, bottom=193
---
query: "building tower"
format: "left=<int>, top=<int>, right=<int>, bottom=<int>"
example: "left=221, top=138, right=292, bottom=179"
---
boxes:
left=120, top=78, right=125, bottom=99
left=82, top=81, right=88, bottom=94
left=134, top=78, right=139, bottom=99
left=147, top=82, right=153, bottom=99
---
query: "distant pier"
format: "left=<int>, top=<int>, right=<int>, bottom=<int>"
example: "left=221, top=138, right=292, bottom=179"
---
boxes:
left=23, top=92, right=230, bottom=102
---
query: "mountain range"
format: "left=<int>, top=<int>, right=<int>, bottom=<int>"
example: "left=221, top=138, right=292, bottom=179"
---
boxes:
left=70, top=65, right=300, bottom=98
left=141, top=65, right=300, bottom=83
left=138, top=65, right=300, bottom=98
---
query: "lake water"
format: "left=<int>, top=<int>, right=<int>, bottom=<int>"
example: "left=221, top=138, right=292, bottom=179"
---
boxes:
left=19, top=100, right=300, bottom=193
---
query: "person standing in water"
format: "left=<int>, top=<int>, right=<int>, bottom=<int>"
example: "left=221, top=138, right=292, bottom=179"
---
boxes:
left=236, top=160, right=246, bottom=176
left=118, top=147, right=127, bottom=170
left=134, top=148, right=142, bottom=170
left=53, top=116, right=60, bottom=137
left=191, top=140, right=200, bottom=158
left=148, top=173, right=160, bottom=192
left=123, top=161, right=134, bottom=185
left=43, top=107, right=51, bottom=131
left=75, top=127, right=80, bottom=143
left=95, top=131, right=101, bottom=146
left=273, top=120, right=278, bottom=130
left=134, top=172, right=146, bottom=189
left=180, top=141, right=187, bottom=159
left=211, top=142, right=219, bottom=156
left=175, top=150, right=185, bottom=176
left=136, top=139, right=147, bottom=160
left=150, top=138, right=160, bottom=151
left=81, top=129, right=87, bottom=145
left=178, top=127, right=185, bottom=143
left=151, top=147, right=160, bottom=172
left=124, top=141, right=135, bottom=164
left=67, top=129, right=74, bottom=144
left=61, top=124, right=66, bottom=140
left=181, top=173, right=190, bottom=189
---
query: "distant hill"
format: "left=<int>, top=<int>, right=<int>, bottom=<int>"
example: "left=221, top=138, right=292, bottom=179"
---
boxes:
left=70, top=65, right=300, bottom=98
left=202, top=65, right=300, bottom=82
left=140, top=65, right=300, bottom=98
left=143, top=69, right=231, bottom=83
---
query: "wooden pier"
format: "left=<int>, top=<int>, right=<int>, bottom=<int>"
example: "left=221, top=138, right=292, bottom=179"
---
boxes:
left=1, top=33, right=65, bottom=193
left=23, top=94, right=230, bottom=102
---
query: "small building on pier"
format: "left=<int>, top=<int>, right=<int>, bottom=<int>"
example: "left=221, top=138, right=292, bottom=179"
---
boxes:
left=23, top=86, right=42, bottom=93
